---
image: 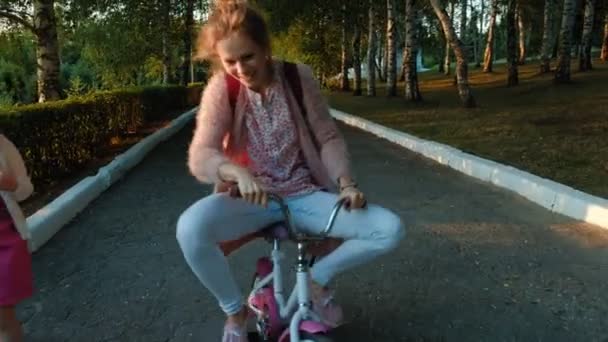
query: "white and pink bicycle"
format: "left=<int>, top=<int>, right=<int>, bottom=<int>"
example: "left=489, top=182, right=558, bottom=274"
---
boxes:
left=242, top=192, right=346, bottom=342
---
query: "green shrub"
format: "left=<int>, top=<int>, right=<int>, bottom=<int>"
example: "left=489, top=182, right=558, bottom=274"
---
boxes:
left=0, top=83, right=204, bottom=187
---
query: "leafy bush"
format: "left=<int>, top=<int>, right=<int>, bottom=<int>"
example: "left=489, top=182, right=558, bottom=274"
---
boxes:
left=0, top=83, right=204, bottom=187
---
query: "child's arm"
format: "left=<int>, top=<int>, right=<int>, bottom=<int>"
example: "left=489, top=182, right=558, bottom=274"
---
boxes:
left=2, top=136, right=34, bottom=202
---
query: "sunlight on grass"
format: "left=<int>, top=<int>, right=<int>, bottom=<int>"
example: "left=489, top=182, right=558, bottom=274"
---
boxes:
left=328, top=59, right=608, bottom=199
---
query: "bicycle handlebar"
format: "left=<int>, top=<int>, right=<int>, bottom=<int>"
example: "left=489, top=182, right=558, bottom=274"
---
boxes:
left=228, top=185, right=347, bottom=239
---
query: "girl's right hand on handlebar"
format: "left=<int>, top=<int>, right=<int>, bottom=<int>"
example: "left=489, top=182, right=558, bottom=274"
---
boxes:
left=235, top=172, right=268, bottom=208
left=219, top=163, right=268, bottom=207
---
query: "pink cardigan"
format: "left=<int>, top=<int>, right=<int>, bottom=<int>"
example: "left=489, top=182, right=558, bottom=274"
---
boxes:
left=187, top=61, right=353, bottom=193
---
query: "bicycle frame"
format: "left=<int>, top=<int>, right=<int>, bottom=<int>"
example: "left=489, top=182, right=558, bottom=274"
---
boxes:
left=246, top=194, right=345, bottom=342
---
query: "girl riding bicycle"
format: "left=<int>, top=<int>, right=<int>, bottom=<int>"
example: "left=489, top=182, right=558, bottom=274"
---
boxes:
left=176, top=1, right=405, bottom=340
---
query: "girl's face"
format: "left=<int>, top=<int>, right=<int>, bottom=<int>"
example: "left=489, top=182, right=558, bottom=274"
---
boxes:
left=216, top=31, right=271, bottom=92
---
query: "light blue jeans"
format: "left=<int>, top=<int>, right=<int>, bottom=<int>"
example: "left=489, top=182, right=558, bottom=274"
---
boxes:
left=176, top=190, right=405, bottom=315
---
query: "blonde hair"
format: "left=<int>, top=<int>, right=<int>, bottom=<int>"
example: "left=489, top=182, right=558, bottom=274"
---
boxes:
left=195, top=0, right=271, bottom=71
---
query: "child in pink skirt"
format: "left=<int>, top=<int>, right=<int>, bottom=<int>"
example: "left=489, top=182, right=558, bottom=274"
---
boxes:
left=0, top=133, right=34, bottom=342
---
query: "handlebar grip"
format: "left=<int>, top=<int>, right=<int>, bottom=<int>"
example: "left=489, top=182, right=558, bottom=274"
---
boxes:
left=228, top=184, right=241, bottom=198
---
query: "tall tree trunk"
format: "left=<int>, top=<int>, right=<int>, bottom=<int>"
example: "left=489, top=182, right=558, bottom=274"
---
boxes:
left=517, top=1, right=526, bottom=64
left=552, top=22, right=560, bottom=59
left=399, top=42, right=407, bottom=81
left=353, top=13, right=362, bottom=96
left=430, top=0, right=475, bottom=108
left=443, top=32, right=451, bottom=74
left=460, top=0, right=467, bottom=44
left=473, top=28, right=479, bottom=68
left=382, top=35, right=388, bottom=81
left=341, top=2, right=350, bottom=91
left=386, top=0, right=397, bottom=96
left=507, top=0, right=519, bottom=86
left=458, top=0, right=466, bottom=83
left=182, top=0, right=194, bottom=85
left=367, top=0, right=377, bottom=96
left=555, top=0, right=577, bottom=83
left=579, top=0, right=596, bottom=71
left=376, top=30, right=386, bottom=82
left=444, top=2, right=454, bottom=75
left=493, top=27, right=497, bottom=62
left=377, top=20, right=386, bottom=81
left=190, top=57, right=195, bottom=82
left=602, top=13, right=608, bottom=61
left=475, top=0, right=484, bottom=68
left=404, top=0, right=421, bottom=101
left=31, top=0, right=61, bottom=102
left=436, top=18, right=445, bottom=73
left=378, top=2, right=387, bottom=83
left=162, top=0, right=171, bottom=84
left=551, top=4, right=560, bottom=61
left=483, top=0, right=498, bottom=72
left=377, top=54, right=384, bottom=81
left=540, top=0, right=556, bottom=73
left=438, top=32, right=446, bottom=73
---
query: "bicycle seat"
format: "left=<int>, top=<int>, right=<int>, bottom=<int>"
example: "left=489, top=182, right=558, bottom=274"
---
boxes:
left=260, top=222, right=291, bottom=241
left=259, top=222, right=332, bottom=243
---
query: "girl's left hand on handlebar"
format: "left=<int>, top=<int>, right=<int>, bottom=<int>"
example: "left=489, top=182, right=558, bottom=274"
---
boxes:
left=339, top=186, right=366, bottom=210
left=227, top=181, right=268, bottom=208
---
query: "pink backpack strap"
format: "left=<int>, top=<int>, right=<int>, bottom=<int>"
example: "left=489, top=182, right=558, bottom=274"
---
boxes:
left=225, top=73, right=241, bottom=111
left=283, top=62, right=304, bottom=115
left=223, top=73, right=250, bottom=170
left=283, top=61, right=320, bottom=152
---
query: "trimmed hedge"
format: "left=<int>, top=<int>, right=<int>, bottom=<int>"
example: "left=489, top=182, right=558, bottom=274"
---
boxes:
left=0, top=83, right=204, bottom=188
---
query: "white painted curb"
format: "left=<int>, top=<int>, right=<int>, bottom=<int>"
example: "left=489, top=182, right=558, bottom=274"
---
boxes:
left=330, top=108, right=608, bottom=230
left=26, top=107, right=198, bottom=252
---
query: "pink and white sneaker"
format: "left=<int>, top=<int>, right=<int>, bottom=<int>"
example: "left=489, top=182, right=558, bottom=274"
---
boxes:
left=311, top=287, right=345, bottom=328
left=222, top=322, right=249, bottom=342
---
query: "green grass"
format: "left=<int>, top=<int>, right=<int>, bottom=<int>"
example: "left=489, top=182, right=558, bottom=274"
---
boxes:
left=328, top=59, right=608, bottom=199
